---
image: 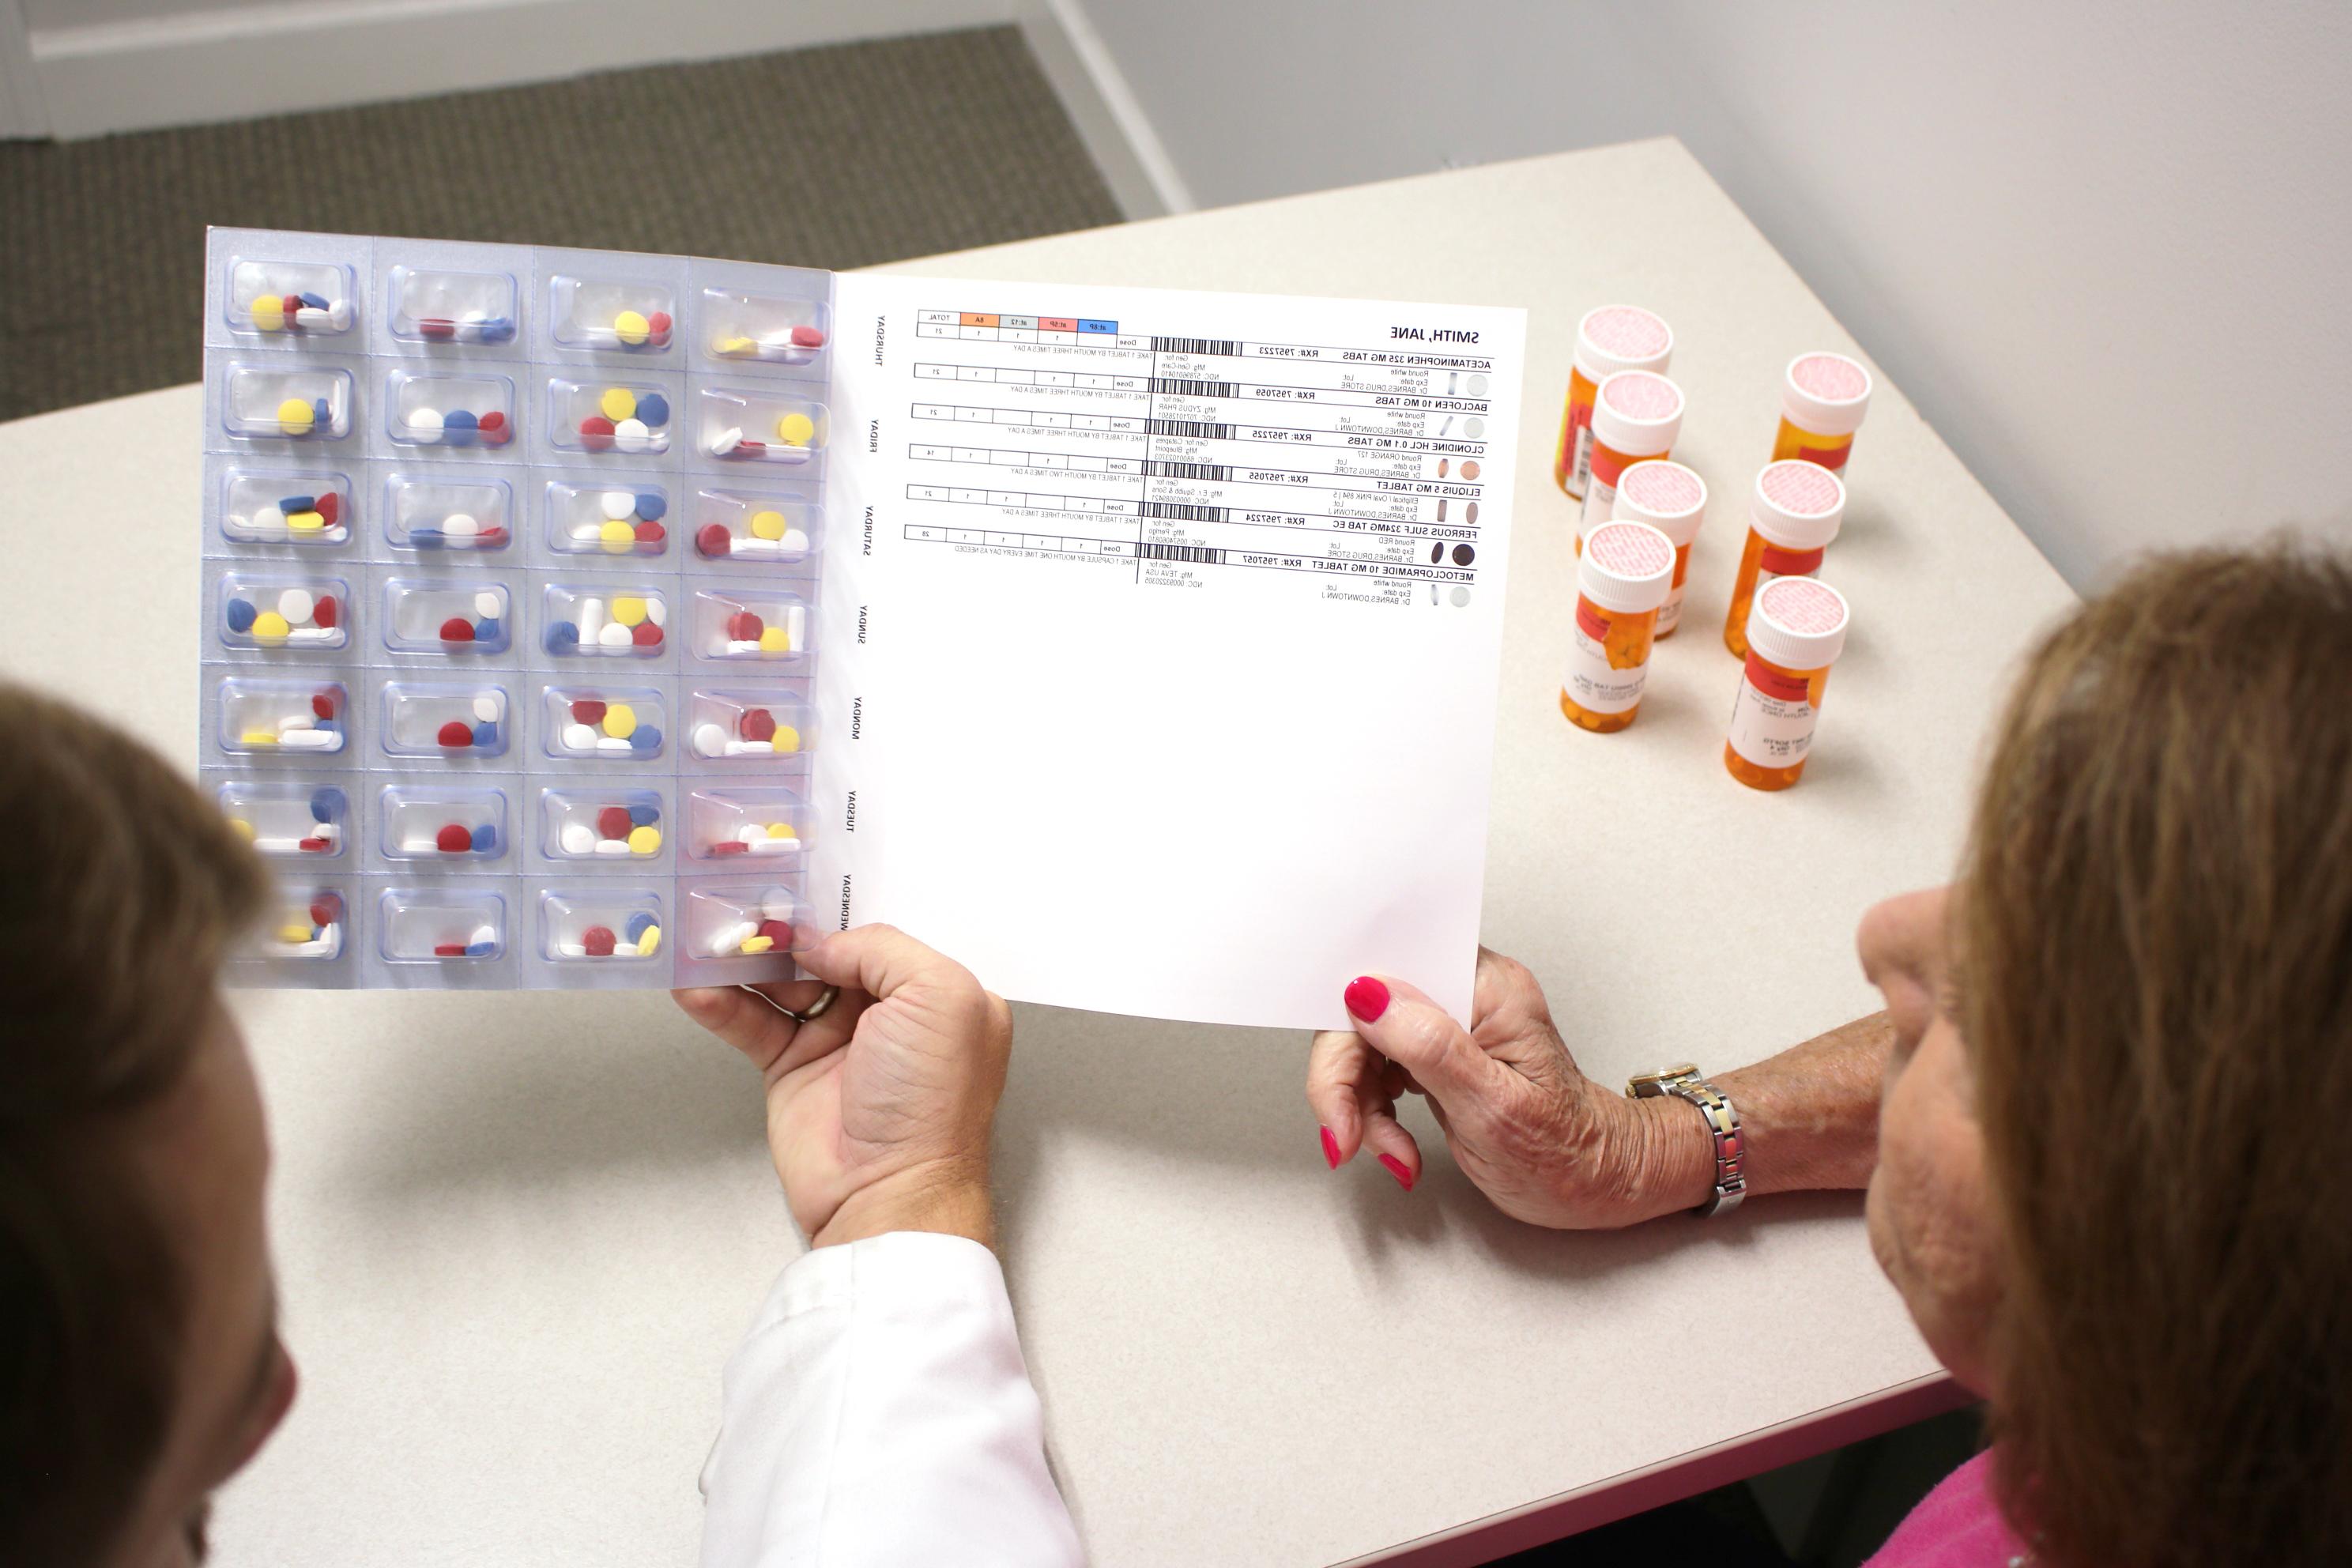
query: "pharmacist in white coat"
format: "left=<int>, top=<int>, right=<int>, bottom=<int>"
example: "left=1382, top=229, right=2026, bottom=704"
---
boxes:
left=674, top=925, right=1084, bottom=1567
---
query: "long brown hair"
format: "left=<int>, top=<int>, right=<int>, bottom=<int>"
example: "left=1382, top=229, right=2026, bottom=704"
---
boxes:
left=1961, top=544, right=2352, bottom=1566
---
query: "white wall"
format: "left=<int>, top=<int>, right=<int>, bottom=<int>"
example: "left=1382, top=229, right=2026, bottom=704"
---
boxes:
left=1069, top=0, right=2352, bottom=590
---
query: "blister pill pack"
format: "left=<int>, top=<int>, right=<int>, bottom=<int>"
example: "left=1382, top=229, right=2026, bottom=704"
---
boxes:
left=201, top=228, right=831, bottom=989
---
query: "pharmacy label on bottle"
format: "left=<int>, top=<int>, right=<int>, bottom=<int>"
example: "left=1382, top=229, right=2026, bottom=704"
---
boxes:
left=1727, top=654, right=1819, bottom=767
left=1564, top=600, right=1647, bottom=714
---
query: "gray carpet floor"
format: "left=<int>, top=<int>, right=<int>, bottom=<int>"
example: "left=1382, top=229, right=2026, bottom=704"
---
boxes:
left=0, top=26, right=1122, bottom=420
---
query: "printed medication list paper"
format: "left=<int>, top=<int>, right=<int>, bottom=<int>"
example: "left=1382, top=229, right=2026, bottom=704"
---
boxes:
left=814, top=277, right=1528, bottom=1029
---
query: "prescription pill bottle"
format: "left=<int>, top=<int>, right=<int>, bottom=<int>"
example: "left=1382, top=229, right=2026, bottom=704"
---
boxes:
left=1724, top=575, right=1850, bottom=791
left=1559, top=520, right=1677, bottom=734
left=1722, top=459, right=1845, bottom=660
left=1609, top=459, right=1707, bottom=639
left=1578, top=371, right=1685, bottom=541
left=1771, top=352, right=1872, bottom=474
left=1554, top=305, right=1672, bottom=500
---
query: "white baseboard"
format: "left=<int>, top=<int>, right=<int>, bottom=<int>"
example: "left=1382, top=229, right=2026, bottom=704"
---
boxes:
left=1020, top=0, right=1193, bottom=219
left=27, top=0, right=1024, bottom=139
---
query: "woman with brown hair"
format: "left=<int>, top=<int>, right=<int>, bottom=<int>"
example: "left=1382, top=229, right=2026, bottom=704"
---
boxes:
left=1310, top=544, right=2352, bottom=1566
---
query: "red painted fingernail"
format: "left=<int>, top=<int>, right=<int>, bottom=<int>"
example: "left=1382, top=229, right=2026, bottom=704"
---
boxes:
left=1378, top=1154, right=1415, bottom=1191
left=1319, top=1126, right=1340, bottom=1170
left=1344, top=975, right=1391, bottom=1023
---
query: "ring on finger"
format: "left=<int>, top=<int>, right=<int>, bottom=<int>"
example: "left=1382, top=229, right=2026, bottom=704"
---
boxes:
left=777, top=984, right=842, bottom=1025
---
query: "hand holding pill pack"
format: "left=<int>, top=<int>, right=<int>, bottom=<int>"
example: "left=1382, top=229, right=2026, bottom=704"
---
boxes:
left=202, top=228, right=833, bottom=989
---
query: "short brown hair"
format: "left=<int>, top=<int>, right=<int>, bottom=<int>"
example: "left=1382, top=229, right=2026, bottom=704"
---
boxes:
left=0, top=684, right=269, bottom=1566
left=1962, top=543, right=2352, bottom=1567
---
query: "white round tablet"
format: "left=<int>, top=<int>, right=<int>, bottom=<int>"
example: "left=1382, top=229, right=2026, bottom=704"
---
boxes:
left=276, top=589, right=314, bottom=624
left=471, top=695, right=499, bottom=723
left=761, top=887, right=793, bottom=920
left=251, top=504, right=285, bottom=535
left=560, top=822, right=597, bottom=856
left=613, top=418, right=650, bottom=454
left=405, top=407, right=445, bottom=443
left=711, top=426, right=743, bottom=456
left=693, top=722, right=726, bottom=758
left=645, top=597, right=667, bottom=628
left=597, top=621, right=632, bottom=648
left=473, top=590, right=502, bottom=620
left=562, top=722, right=597, bottom=751
left=443, top=513, right=480, bottom=537
left=599, top=491, right=635, bottom=521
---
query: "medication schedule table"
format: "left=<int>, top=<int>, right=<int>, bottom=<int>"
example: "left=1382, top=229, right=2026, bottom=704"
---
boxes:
left=896, top=306, right=1502, bottom=600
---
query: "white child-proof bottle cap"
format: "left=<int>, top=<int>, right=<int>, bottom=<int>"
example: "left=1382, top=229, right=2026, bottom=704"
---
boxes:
left=1577, top=521, right=1677, bottom=615
left=1745, top=575, right=1851, bottom=670
left=1592, top=371, right=1685, bottom=460
left=1573, top=304, right=1674, bottom=385
left=1750, top=459, right=1846, bottom=551
left=1781, top=352, right=1873, bottom=437
left=1610, top=458, right=1708, bottom=548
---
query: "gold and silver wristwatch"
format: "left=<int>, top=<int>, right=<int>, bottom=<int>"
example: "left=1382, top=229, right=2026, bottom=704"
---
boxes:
left=1626, top=1064, right=1745, bottom=1217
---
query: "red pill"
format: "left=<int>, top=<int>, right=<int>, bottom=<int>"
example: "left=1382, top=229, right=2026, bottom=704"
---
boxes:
left=439, top=616, right=474, bottom=643
left=315, top=491, right=341, bottom=524
left=298, top=836, right=330, bottom=853
left=631, top=621, right=662, bottom=648
left=756, top=919, right=792, bottom=946
left=647, top=310, right=673, bottom=346
left=420, top=318, right=456, bottom=340
left=437, top=719, right=473, bottom=748
left=308, top=899, right=337, bottom=928
left=434, top=942, right=466, bottom=956
left=790, top=325, right=825, bottom=348
left=596, top=806, right=632, bottom=841
left=570, top=699, right=607, bottom=725
left=710, top=839, right=748, bottom=856
left=735, top=439, right=766, bottom=458
left=281, top=294, right=304, bottom=319
left=634, top=519, right=665, bottom=546
left=738, top=707, right=776, bottom=742
left=726, top=610, right=763, bottom=642
left=579, top=414, right=615, bottom=452
left=477, top=411, right=511, bottom=446
left=312, top=595, right=338, bottom=628
left=477, top=526, right=509, bottom=545
left=695, top=523, right=732, bottom=558
left=582, top=925, right=616, bottom=957
left=436, top=823, right=473, bottom=854
left=311, top=691, right=336, bottom=719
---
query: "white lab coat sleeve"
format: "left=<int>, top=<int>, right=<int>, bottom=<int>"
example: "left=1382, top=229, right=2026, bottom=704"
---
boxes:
left=698, top=1230, right=1084, bottom=1567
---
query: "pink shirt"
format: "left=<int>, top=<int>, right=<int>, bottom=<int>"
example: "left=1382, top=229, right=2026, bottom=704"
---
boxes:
left=1864, top=1449, right=2034, bottom=1568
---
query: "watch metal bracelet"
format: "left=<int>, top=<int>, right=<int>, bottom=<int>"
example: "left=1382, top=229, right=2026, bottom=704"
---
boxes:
left=1625, top=1063, right=1746, bottom=1217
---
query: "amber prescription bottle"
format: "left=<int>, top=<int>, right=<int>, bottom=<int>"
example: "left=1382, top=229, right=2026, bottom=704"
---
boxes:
left=1771, top=352, right=1872, bottom=475
left=1553, top=305, right=1672, bottom=500
left=1722, top=459, right=1845, bottom=660
left=1608, top=459, right=1707, bottom=639
left=1559, top=520, right=1678, bottom=735
left=1579, top=370, right=1685, bottom=542
left=1724, top=575, right=1851, bottom=791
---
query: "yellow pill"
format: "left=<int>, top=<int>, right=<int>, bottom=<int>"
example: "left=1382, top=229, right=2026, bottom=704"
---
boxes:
left=758, top=625, right=789, bottom=654
left=740, top=935, right=775, bottom=955
left=764, top=822, right=797, bottom=840
left=251, top=610, right=291, bottom=641
left=749, top=510, right=786, bottom=541
left=277, top=922, right=313, bottom=944
left=239, top=729, right=279, bottom=746
left=598, top=386, right=637, bottom=421
left=228, top=817, right=255, bottom=841
left=774, top=413, right=815, bottom=447
left=599, top=519, right=635, bottom=553
left=774, top=725, right=801, bottom=753
left=251, top=298, right=285, bottom=332
left=601, top=703, right=636, bottom=738
left=636, top=923, right=662, bottom=957
left=718, top=336, right=756, bottom=355
left=611, top=596, right=646, bottom=628
left=288, top=510, right=325, bottom=533
left=627, top=824, right=661, bottom=855
left=277, top=398, right=315, bottom=434
left=613, top=310, right=650, bottom=345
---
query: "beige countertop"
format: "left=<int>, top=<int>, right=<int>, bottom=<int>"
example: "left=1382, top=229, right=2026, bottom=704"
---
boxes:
left=0, top=137, right=2073, bottom=1566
